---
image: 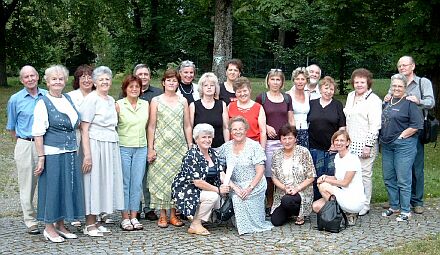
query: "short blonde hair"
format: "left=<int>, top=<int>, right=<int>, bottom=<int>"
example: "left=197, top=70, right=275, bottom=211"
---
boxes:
left=44, top=65, right=69, bottom=82
left=291, top=67, right=309, bottom=83
left=197, top=72, right=220, bottom=98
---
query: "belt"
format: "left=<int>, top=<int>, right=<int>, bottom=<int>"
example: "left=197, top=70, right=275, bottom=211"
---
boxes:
left=19, top=137, right=35, bottom=141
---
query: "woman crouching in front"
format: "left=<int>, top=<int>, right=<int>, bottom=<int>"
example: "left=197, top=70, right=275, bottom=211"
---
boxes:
left=270, top=124, right=315, bottom=226
left=172, top=124, right=230, bottom=235
left=312, top=130, right=366, bottom=226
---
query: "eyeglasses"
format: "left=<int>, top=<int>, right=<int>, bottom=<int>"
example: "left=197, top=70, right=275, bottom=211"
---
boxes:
left=270, top=68, right=282, bottom=72
left=397, top=63, right=412, bottom=68
left=181, top=60, right=195, bottom=68
left=231, top=128, right=246, bottom=132
left=79, top=75, right=92, bottom=81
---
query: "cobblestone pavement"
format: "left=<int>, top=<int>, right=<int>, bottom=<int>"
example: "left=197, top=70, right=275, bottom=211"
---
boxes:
left=0, top=198, right=439, bottom=254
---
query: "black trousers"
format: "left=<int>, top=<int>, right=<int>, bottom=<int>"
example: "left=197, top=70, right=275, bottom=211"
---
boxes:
left=270, top=194, right=302, bottom=226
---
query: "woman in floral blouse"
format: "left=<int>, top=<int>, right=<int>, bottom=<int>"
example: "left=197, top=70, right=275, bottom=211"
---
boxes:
left=172, top=124, right=229, bottom=235
left=270, top=124, right=316, bottom=226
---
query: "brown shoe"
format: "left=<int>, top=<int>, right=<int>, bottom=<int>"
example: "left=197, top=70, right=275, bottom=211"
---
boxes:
left=170, top=216, right=185, bottom=227
left=157, top=216, right=168, bottom=228
left=413, top=206, right=424, bottom=214
left=27, top=225, right=40, bottom=235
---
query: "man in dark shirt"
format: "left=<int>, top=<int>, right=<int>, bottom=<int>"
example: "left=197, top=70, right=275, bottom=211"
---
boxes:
left=133, top=64, right=162, bottom=221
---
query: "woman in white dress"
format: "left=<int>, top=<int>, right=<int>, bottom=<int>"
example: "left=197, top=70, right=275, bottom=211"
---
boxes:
left=312, top=130, right=366, bottom=226
left=80, top=66, right=124, bottom=237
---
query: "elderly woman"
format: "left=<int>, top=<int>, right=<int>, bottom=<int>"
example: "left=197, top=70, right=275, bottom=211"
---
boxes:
left=380, top=74, right=423, bottom=222
left=256, top=69, right=294, bottom=215
left=190, top=72, right=229, bottom=149
left=80, top=66, right=124, bottom=237
left=148, top=69, right=193, bottom=228
left=172, top=124, right=229, bottom=235
left=270, top=124, right=315, bottom=226
left=312, top=130, right=366, bottom=226
left=344, top=68, right=382, bottom=216
left=116, top=75, right=149, bottom=231
left=228, top=77, right=267, bottom=148
left=307, top=76, right=346, bottom=200
left=177, top=60, right=200, bottom=104
left=32, top=65, right=84, bottom=242
left=287, top=67, right=311, bottom=148
left=67, top=64, right=94, bottom=228
left=219, top=116, right=273, bottom=235
left=220, top=58, right=243, bottom=105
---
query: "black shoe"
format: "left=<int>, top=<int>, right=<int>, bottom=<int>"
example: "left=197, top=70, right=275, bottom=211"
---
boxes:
left=265, top=207, right=271, bottom=217
left=145, top=210, right=158, bottom=221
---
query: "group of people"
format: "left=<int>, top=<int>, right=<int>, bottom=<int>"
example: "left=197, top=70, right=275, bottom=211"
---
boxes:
left=6, top=55, right=434, bottom=241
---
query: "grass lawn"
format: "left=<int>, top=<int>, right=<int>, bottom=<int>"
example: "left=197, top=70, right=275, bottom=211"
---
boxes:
left=1, top=76, right=439, bottom=204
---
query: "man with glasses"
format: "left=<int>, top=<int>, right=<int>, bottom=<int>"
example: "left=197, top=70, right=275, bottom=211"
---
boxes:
left=305, top=64, right=322, bottom=100
left=6, top=65, right=47, bottom=234
left=384, top=56, right=435, bottom=214
left=133, top=64, right=162, bottom=221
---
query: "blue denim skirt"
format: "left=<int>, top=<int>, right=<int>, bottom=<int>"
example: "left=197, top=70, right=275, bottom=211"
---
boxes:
left=37, top=152, right=85, bottom=223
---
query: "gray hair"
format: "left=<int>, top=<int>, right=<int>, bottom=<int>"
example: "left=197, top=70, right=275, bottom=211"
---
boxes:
left=265, top=69, right=285, bottom=89
left=306, top=64, right=321, bottom=76
left=291, top=67, right=310, bottom=83
left=133, top=64, right=150, bottom=76
left=390, top=73, right=408, bottom=88
left=193, top=123, right=215, bottom=140
left=44, top=65, right=69, bottom=82
left=19, top=65, right=38, bottom=79
left=228, top=116, right=249, bottom=131
left=93, top=66, right=112, bottom=83
left=197, top=72, right=220, bottom=98
left=179, top=60, right=196, bottom=74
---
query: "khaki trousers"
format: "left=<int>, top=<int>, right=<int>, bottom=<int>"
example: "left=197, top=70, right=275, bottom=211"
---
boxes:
left=14, top=139, right=39, bottom=227
left=193, top=190, right=220, bottom=222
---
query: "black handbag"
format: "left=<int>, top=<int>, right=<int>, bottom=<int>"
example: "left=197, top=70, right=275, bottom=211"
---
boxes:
left=317, top=195, right=347, bottom=233
left=418, top=78, right=439, bottom=145
left=213, top=193, right=234, bottom=221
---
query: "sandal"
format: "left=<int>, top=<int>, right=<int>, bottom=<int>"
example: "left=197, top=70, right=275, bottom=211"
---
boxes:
left=158, top=216, right=168, bottom=228
left=83, top=224, right=103, bottom=237
left=188, top=227, right=210, bottom=236
left=294, top=216, right=305, bottom=225
left=130, top=218, right=143, bottom=230
left=170, top=216, right=185, bottom=227
left=120, top=219, right=134, bottom=231
left=71, top=221, right=81, bottom=227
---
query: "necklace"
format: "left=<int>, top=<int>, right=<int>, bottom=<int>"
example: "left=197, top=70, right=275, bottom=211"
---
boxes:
left=390, top=96, right=404, bottom=106
left=179, top=83, right=193, bottom=95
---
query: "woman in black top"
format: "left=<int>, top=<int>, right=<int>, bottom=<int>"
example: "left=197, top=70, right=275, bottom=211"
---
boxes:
left=307, top=76, right=346, bottom=200
left=190, top=72, right=229, bottom=148
left=177, top=60, right=200, bottom=104
left=219, top=59, right=243, bottom=105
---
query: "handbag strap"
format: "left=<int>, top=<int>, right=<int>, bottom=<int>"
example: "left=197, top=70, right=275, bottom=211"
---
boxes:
left=418, top=77, right=428, bottom=119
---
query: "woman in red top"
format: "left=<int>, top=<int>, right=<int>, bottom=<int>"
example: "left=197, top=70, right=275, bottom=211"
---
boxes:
left=228, top=77, right=266, bottom=148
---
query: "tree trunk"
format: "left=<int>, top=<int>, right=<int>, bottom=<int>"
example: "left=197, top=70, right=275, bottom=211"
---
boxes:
left=212, top=0, right=233, bottom=83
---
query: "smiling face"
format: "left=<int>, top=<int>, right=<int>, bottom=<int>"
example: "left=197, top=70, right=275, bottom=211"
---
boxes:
left=180, top=67, right=195, bottom=84
left=79, top=74, right=93, bottom=92
left=126, top=81, right=141, bottom=99
left=162, top=76, right=179, bottom=92
left=195, top=132, right=213, bottom=151
left=95, top=74, right=112, bottom=94
left=135, top=67, right=151, bottom=90
left=235, top=86, right=251, bottom=104
left=391, top=78, right=406, bottom=98
left=20, top=66, right=39, bottom=91
left=353, top=76, right=368, bottom=96
left=294, top=73, right=307, bottom=90
left=268, top=75, right=283, bottom=92
left=46, top=72, right=66, bottom=94
left=332, top=133, right=350, bottom=153
left=320, top=83, right=335, bottom=101
left=226, top=64, right=240, bottom=82
left=308, top=65, right=321, bottom=84
left=230, top=121, right=247, bottom=143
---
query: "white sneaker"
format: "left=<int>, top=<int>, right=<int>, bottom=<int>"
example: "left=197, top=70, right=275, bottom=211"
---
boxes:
left=358, top=207, right=370, bottom=216
left=97, top=225, right=111, bottom=233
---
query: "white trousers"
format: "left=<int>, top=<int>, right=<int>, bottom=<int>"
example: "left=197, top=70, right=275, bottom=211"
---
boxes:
left=194, top=190, right=220, bottom=222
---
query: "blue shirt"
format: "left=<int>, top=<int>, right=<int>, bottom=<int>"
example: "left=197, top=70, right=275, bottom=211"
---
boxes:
left=6, top=87, right=48, bottom=138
